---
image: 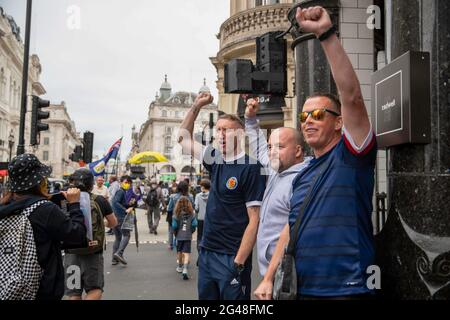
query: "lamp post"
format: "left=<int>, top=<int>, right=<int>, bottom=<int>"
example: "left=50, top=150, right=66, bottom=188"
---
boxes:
left=8, top=130, right=15, bottom=162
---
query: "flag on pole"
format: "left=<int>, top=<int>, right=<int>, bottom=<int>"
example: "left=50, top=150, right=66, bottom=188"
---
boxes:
left=88, top=137, right=122, bottom=177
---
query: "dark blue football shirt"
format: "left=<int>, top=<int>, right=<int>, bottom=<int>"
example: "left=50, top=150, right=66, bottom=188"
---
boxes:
left=201, top=146, right=266, bottom=255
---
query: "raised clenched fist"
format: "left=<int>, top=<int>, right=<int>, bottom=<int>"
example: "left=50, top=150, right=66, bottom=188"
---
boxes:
left=295, top=6, right=333, bottom=37
left=193, top=92, right=214, bottom=109
left=245, top=97, right=260, bottom=118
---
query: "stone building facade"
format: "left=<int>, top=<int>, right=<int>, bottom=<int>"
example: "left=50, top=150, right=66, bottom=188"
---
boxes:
left=0, top=7, right=46, bottom=162
left=0, top=7, right=81, bottom=179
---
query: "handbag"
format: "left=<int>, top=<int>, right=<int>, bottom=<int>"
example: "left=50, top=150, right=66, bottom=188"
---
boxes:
left=121, top=211, right=135, bottom=231
left=272, top=157, right=331, bottom=300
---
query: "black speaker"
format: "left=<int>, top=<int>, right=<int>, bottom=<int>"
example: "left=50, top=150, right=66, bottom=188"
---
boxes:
left=224, top=59, right=253, bottom=93
left=256, top=32, right=286, bottom=69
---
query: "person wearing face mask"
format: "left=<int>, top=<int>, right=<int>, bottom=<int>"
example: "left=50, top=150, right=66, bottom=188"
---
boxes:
left=111, top=176, right=134, bottom=265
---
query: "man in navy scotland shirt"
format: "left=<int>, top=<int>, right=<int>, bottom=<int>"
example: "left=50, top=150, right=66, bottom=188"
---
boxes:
left=178, top=94, right=266, bottom=300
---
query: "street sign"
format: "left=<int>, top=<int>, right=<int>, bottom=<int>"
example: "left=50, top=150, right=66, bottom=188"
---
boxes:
left=372, top=51, right=431, bottom=149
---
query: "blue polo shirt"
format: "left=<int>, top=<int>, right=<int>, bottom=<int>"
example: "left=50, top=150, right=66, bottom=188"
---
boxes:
left=201, top=147, right=266, bottom=255
left=290, top=129, right=377, bottom=297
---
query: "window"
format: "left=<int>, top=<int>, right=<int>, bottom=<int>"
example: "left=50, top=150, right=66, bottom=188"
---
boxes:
left=175, top=111, right=180, bottom=118
left=165, top=136, right=172, bottom=147
left=164, top=146, right=173, bottom=160
left=43, top=151, right=49, bottom=161
left=44, top=137, right=50, bottom=145
left=162, top=110, right=167, bottom=117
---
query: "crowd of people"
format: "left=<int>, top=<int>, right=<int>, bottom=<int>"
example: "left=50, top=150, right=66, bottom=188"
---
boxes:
left=1, top=6, right=378, bottom=301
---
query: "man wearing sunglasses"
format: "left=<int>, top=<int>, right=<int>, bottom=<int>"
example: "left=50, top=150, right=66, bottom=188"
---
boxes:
left=255, top=6, right=377, bottom=300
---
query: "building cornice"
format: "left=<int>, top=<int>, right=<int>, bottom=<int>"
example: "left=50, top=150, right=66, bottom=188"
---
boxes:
left=218, top=3, right=292, bottom=51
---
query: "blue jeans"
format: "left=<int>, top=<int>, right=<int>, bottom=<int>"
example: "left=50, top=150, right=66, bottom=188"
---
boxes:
left=113, top=222, right=130, bottom=259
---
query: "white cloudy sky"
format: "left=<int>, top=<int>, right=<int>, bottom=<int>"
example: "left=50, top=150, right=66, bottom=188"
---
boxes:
left=1, top=0, right=229, bottom=159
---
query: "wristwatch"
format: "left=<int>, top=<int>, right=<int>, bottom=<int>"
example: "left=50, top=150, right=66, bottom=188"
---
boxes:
left=234, top=262, right=245, bottom=274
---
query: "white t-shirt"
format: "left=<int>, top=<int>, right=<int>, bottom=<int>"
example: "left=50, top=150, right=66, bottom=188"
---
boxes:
left=92, top=185, right=109, bottom=199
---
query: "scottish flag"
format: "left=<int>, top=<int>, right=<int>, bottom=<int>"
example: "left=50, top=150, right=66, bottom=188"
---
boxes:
left=89, top=137, right=122, bottom=176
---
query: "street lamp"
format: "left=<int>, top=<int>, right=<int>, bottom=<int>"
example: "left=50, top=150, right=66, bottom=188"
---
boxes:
left=8, top=130, right=15, bottom=162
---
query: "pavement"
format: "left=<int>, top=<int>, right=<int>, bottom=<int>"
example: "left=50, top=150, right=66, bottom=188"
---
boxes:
left=102, top=209, right=263, bottom=300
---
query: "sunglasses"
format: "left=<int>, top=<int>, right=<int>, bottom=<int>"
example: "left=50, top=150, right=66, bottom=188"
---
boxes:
left=300, top=108, right=341, bottom=123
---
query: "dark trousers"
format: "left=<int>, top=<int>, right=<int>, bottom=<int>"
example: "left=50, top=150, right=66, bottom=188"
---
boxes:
left=198, top=248, right=252, bottom=300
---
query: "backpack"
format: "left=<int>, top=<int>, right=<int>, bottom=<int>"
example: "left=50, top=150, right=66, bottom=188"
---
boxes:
left=146, top=189, right=159, bottom=207
left=67, top=194, right=105, bottom=255
left=0, top=200, right=49, bottom=300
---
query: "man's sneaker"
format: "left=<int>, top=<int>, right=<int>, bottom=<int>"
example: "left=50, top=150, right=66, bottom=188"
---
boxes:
left=176, top=266, right=183, bottom=273
left=154, top=230, right=158, bottom=235
left=112, top=259, right=119, bottom=266
left=182, top=273, right=189, bottom=280
left=114, top=253, right=128, bottom=265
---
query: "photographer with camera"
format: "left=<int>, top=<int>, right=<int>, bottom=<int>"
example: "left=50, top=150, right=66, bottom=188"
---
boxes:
left=0, top=154, right=87, bottom=300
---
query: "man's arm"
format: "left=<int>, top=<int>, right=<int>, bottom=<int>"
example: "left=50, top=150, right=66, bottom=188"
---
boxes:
left=296, top=7, right=371, bottom=147
left=245, top=98, right=271, bottom=168
left=105, top=213, right=118, bottom=229
left=178, top=92, right=214, bottom=161
left=234, top=206, right=260, bottom=266
left=254, top=224, right=290, bottom=300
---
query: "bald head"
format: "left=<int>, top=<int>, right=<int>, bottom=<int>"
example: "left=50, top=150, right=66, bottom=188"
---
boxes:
left=268, top=127, right=304, bottom=173
left=272, top=127, right=303, bottom=146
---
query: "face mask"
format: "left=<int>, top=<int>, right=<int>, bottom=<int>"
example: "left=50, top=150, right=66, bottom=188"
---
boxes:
left=121, top=182, right=130, bottom=190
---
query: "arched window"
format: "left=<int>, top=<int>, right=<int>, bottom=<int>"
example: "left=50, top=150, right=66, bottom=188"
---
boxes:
left=162, top=110, right=167, bottom=117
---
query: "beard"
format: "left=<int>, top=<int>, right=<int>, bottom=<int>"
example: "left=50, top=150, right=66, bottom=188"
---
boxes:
left=270, top=158, right=283, bottom=172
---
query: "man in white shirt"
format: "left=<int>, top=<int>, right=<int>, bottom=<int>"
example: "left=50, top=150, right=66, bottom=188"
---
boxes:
left=92, top=176, right=109, bottom=200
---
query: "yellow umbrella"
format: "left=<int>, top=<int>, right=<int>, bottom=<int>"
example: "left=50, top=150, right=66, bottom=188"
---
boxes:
left=128, top=151, right=169, bottom=165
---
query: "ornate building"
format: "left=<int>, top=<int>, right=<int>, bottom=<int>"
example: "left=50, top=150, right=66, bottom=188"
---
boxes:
left=0, top=7, right=46, bottom=162
left=132, top=76, right=218, bottom=182
left=0, top=7, right=81, bottom=179
left=210, top=0, right=297, bottom=131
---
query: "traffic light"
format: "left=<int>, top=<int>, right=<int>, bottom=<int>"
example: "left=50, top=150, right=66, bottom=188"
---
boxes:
left=83, top=131, right=94, bottom=164
left=30, top=95, right=50, bottom=146
left=69, top=145, right=83, bottom=162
